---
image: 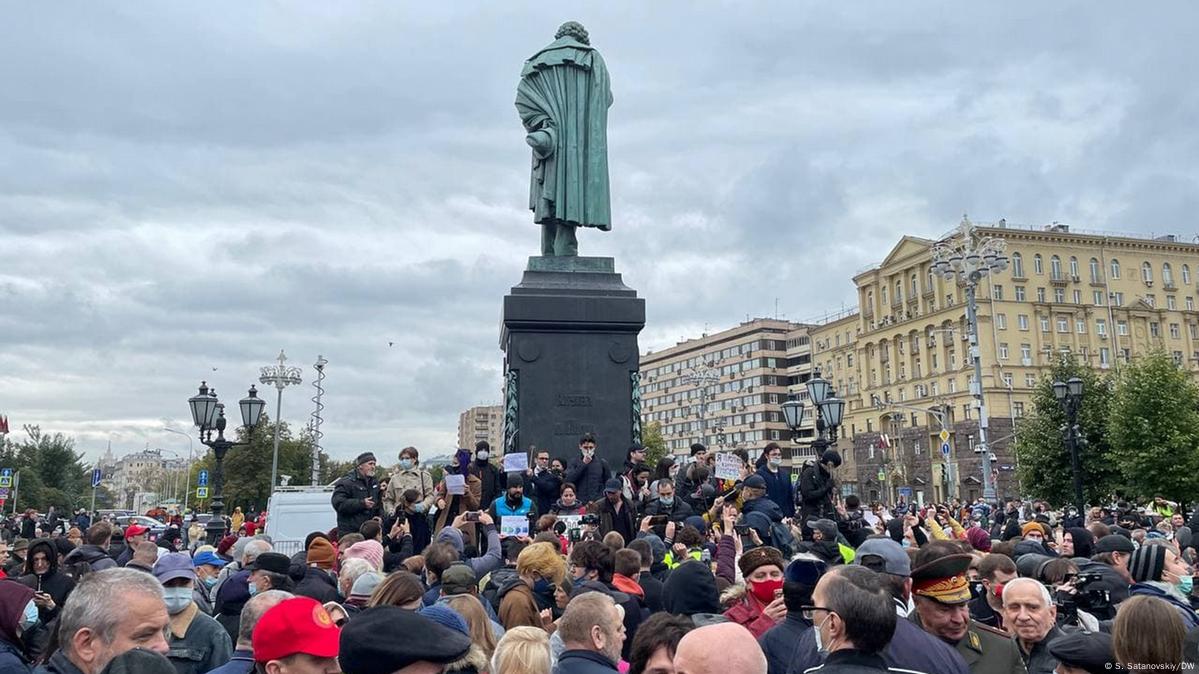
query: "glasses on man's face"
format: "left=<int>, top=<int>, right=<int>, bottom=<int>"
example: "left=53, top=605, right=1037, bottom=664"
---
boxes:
left=800, top=606, right=833, bottom=622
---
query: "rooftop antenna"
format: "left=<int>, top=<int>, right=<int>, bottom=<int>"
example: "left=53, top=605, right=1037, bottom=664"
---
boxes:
left=310, top=355, right=328, bottom=485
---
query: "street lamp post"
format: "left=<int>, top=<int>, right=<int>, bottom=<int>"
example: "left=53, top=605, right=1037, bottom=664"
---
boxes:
left=187, top=382, right=265, bottom=544
left=1053, top=377, right=1085, bottom=516
left=780, top=370, right=845, bottom=467
left=259, top=350, right=303, bottom=498
left=684, top=363, right=720, bottom=450
left=930, top=216, right=1008, bottom=504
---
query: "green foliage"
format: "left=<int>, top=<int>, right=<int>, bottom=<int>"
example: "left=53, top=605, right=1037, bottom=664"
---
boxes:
left=641, top=421, right=668, bottom=469
left=1015, top=358, right=1119, bottom=505
left=0, top=426, right=93, bottom=513
left=1106, top=351, right=1199, bottom=503
left=211, top=416, right=350, bottom=511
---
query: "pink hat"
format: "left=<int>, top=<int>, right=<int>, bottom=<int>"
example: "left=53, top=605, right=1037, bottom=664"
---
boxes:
left=343, top=539, right=384, bottom=571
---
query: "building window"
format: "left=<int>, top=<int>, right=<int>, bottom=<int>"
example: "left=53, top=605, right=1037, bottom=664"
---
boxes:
left=1015, top=286, right=1026, bottom=301
left=998, top=343, right=1009, bottom=359
left=1069, top=256, right=1079, bottom=278
left=1151, top=322, right=1161, bottom=337
left=1018, top=314, right=1029, bottom=330
left=1093, top=290, right=1104, bottom=306
left=895, top=281, right=903, bottom=304
left=1121, top=348, right=1132, bottom=363
left=1168, top=295, right=1178, bottom=310
left=882, top=287, right=888, bottom=306
left=1021, top=343, right=1032, bottom=360
left=1057, top=316, right=1069, bottom=333
left=1096, top=319, right=1107, bottom=336
left=1111, top=292, right=1124, bottom=307
left=1192, top=324, right=1199, bottom=340
left=1117, top=320, right=1129, bottom=336
left=1037, top=287, right=1046, bottom=303
left=1188, top=297, right=1195, bottom=311
left=1174, top=351, right=1184, bottom=365
left=1146, top=294, right=1156, bottom=307
left=911, top=274, right=918, bottom=297
left=1050, top=255, right=1062, bottom=278
left=1040, top=316, right=1051, bottom=332
left=992, top=285, right=1004, bottom=301
left=1011, top=253, right=1024, bottom=277
left=948, top=378, right=956, bottom=393
left=1054, top=288, right=1066, bottom=303
left=1111, top=259, right=1121, bottom=279
left=1142, top=261, right=1154, bottom=283
left=1076, top=318, right=1086, bottom=334
left=1003, top=373, right=1013, bottom=387
left=996, top=313, right=1007, bottom=330
left=1184, top=264, right=1192, bottom=285
left=1089, top=258, right=1101, bottom=282
left=1025, top=373, right=1037, bottom=387
left=1100, top=348, right=1111, bottom=367
left=1164, top=263, right=1175, bottom=286
left=1034, top=254, right=1044, bottom=275
left=1073, top=289, right=1082, bottom=304
left=1171, top=323, right=1181, bottom=339
left=962, top=404, right=971, bottom=420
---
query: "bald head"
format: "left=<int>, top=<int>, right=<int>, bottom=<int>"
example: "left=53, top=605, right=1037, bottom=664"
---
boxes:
left=674, top=623, right=766, bottom=674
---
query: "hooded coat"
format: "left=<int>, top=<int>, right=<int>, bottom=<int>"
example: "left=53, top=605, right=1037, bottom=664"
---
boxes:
left=663, top=560, right=722, bottom=618
left=17, top=540, right=75, bottom=624
left=0, top=581, right=35, bottom=673
left=496, top=578, right=541, bottom=630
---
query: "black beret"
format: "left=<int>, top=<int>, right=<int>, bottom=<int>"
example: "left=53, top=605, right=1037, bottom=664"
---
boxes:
left=249, top=552, right=291, bottom=575
left=1047, top=631, right=1114, bottom=674
left=743, top=474, right=767, bottom=489
left=340, top=606, right=471, bottom=674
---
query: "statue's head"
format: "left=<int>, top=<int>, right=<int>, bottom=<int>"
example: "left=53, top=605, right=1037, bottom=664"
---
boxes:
left=555, top=21, right=590, bottom=45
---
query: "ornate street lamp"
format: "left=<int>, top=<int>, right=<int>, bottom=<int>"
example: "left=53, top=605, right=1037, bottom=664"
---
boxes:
left=260, top=350, right=303, bottom=497
left=781, top=395, right=806, bottom=443
left=1054, top=376, right=1085, bottom=515
left=929, top=215, right=1008, bottom=503
left=779, top=370, right=845, bottom=463
left=188, top=382, right=264, bottom=544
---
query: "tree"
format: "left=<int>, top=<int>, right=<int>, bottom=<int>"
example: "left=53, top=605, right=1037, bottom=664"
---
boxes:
left=641, top=421, right=668, bottom=469
left=1106, top=351, right=1199, bottom=504
left=9, top=425, right=92, bottom=513
left=1015, top=357, right=1119, bottom=505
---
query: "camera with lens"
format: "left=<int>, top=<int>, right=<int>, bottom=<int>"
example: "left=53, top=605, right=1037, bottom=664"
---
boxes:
left=580, top=514, right=600, bottom=526
left=1053, top=571, right=1112, bottom=625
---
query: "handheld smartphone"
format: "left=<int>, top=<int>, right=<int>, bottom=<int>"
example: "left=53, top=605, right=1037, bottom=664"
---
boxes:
left=465, top=512, right=480, bottom=522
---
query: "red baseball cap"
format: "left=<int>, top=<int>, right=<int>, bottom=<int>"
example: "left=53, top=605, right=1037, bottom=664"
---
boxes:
left=124, top=524, right=150, bottom=537
left=252, top=597, right=341, bottom=663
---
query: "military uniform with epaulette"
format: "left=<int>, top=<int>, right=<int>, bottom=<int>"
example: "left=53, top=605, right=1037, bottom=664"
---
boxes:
left=908, top=552, right=1027, bottom=674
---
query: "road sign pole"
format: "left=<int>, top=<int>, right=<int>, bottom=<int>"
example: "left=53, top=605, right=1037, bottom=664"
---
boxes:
left=12, top=472, right=18, bottom=516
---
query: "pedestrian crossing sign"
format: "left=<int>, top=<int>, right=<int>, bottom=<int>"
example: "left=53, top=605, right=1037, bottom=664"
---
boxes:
left=196, top=487, right=209, bottom=499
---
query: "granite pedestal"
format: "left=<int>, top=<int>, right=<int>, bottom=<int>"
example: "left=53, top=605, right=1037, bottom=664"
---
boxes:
left=500, top=256, right=646, bottom=467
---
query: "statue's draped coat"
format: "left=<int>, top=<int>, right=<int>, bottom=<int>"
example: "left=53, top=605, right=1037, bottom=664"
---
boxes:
left=516, top=37, right=613, bottom=231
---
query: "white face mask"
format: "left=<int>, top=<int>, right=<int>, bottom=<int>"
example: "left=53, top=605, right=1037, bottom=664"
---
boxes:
left=814, top=613, right=834, bottom=654
left=583, top=449, right=595, bottom=459
left=476, top=451, right=490, bottom=461
left=162, top=587, right=193, bottom=615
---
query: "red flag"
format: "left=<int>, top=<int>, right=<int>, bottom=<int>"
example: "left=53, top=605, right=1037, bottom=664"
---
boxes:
left=0, top=415, right=8, bottom=434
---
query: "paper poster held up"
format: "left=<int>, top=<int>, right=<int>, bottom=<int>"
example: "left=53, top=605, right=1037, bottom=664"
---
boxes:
left=445, top=474, right=466, bottom=495
left=500, top=515, right=530, bottom=538
left=502, top=453, right=529, bottom=473
left=714, top=453, right=742, bottom=481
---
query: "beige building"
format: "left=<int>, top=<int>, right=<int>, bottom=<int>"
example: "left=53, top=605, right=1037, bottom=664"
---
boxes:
left=809, top=220, right=1199, bottom=504
left=457, top=405, right=503, bottom=450
left=640, top=318, right=817, bottom=464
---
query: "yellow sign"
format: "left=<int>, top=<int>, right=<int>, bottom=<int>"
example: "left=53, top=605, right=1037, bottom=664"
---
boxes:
left=938, top=429, right=950, bottom=443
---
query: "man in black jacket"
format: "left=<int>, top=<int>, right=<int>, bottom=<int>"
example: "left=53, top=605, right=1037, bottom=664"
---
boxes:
left=799, top=450, right=841, bottom=535
left=471, top=440, right=505, bottom=511
left=331, top=452, right=382, bottom=537
left=527, top=448, right=562, bottom=514
left=565, top=433, right=612, bottom=504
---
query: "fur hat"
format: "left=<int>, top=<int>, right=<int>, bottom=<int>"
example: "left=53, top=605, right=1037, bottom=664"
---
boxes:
left=738, top=546, right=785, bottom=579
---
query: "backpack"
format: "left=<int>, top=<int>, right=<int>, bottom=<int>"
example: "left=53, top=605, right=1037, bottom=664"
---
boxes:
left=770, top=521, right=797, bottom=558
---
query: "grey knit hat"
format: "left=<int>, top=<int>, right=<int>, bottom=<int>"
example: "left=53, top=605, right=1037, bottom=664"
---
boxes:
left=1128, top=544, right=1165, bottom=583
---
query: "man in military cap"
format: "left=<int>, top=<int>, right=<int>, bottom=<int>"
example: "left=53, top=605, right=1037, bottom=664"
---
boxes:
left=909, top=541, right=1026, bottom=674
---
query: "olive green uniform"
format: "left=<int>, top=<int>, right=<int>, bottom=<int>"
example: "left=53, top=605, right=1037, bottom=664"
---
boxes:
left=910, top=613, right=1027, bottom=674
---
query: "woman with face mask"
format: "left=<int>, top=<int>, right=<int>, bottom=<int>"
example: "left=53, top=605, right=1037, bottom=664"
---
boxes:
left=723, top=546, right=788, bottom=638
left=434, top=449, right=483, bottom=533
left=0, top=581, right=37, bottom=673
left=152, top=552, right=233, bottom=674
left=386, top=446, right=436, bottom=552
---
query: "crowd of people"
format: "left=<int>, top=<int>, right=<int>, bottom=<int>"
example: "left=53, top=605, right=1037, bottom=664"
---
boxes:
left=0, top=435, right=1196, bottom=674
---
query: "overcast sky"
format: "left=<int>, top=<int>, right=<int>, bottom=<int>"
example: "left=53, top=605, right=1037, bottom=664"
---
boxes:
left=3, top=3, right=1198, bottom=463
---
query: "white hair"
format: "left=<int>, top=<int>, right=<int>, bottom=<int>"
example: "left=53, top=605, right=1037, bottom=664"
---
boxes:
left=1003, top=577, right=1052, bottom=607
left=242, top=539, right=272, bottom=564
left=339, top=558, right=374, bottom=594
left=59, top=568, right=164, bottom=655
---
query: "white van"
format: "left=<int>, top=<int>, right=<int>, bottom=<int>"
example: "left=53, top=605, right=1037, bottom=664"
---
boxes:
left=264, top=486, right=338, bottom=558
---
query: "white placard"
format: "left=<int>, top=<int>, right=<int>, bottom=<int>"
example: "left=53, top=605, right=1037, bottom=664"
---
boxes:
left=445, top=474, right=465, bottom=495
left=500, top=515, right=529, bottom=538
left=714, top=452, right=741, bottom=481
left=502, top=453, right=529, bottom=472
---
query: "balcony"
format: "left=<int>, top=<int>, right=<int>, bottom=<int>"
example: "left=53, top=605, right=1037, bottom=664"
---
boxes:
left=1049, top=274, right=1069, bottom=287
left=1090, top=274, right=1106, bottom=287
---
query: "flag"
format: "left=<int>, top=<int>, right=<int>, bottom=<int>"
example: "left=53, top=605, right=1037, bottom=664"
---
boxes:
left=0, top=415, right=8, bottom=434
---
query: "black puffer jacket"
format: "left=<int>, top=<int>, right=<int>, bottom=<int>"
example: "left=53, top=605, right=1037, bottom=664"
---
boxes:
left=331, top=469, right=381, bottom=536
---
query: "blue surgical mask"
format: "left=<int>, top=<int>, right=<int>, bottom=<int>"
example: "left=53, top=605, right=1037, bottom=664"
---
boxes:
left=248, top=581, right=259, bottom=597
left=203, top=576, right=218, bottom=589
left=399, top=458, right=415, bottom=470
left=162, top=587, right=193, bottom=615
left=1178, top=575, right=1194, bottom=596
left=768, top=457, right=781, bottom=468
left=19, top=600, right=38, bottom=632
left=660, top=497, right=674, bottom=507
